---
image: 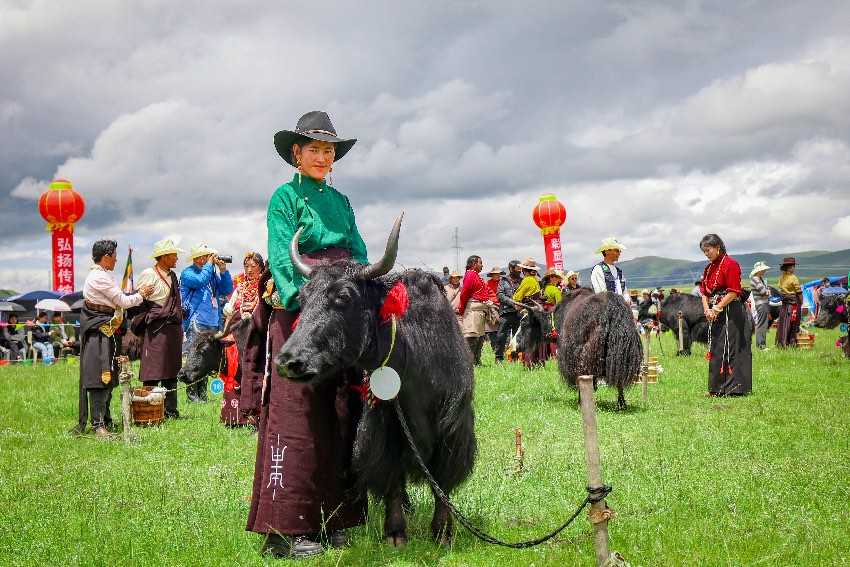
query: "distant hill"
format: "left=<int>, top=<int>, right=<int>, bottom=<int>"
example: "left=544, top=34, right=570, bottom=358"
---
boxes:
left=576, top=249, right=850, bottom=290
left=0, top=289, right=17, bottom=299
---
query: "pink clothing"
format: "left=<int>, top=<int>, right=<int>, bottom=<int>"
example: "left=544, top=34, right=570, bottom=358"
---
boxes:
left=83, top=265, right=144, bottom=310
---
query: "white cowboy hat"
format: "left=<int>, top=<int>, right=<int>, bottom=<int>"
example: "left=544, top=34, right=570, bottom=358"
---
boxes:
left=186, top=242, right=218, bottom=262
left=518, top=257, right=540, bottom=272
left=750, top=261, right=770, bottom=278
left=594, top=237, right=626, bottom=254
left=487, top=266, right=506, bottom=276
left=150, top=238, right=185, bottom=259
left=564, top=270, right=578, bottom=279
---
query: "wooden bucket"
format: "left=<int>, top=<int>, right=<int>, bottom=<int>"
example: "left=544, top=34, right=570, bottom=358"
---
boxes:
left=635, top=362, right=659, bottom=383
left=131, top=386, right=164, bottom=426
left=645, top=365, right=659, bottom=383
left=796, top=333, right=814, bottom=350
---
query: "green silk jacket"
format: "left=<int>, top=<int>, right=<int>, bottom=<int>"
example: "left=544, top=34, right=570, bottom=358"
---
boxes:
left=267, top=174, right=368, bottom=311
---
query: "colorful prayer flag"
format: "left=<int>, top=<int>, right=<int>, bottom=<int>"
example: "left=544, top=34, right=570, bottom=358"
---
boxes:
left=121, top=247, right=134, bottom=293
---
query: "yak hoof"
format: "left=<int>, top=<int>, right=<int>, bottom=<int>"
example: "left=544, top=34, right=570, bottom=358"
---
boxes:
left=676, top=349, right=691, bottom=356
left=385, top=532, right=407, bottom=547
left=433, top=530, right=453, bottom=549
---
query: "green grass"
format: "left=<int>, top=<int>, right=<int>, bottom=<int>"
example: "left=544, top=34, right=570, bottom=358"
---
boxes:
left=1, top=327, right=849, bottom=566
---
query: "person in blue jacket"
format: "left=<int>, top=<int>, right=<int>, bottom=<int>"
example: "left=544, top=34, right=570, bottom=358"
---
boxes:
left=180, top=242, right=233, bottom=402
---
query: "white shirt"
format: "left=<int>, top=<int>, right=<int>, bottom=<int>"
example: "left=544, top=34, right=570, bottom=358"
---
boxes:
left=136, top=266, right=174, bottom=306
left=590, top=262, right=631, bottom=304
left=83, top=265, right=144, bottom=310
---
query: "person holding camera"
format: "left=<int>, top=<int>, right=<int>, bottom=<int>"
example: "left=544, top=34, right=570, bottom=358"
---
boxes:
left=180, top=243, right=234, bottom=402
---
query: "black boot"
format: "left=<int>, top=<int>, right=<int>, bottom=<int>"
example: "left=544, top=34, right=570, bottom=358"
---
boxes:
left=262, top=534, right=324, bottom=558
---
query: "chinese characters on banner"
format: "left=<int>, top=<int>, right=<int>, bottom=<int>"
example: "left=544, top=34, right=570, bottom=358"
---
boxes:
left=543, top=231, right=564, bottom=272
left=52, top=228, right=75, bottom=294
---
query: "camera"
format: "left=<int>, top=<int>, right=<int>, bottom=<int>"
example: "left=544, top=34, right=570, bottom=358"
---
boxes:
left=217, top=254, right=232, bottom=263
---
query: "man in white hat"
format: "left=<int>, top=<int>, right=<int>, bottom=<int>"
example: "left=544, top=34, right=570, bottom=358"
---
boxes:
left=590, top=237, right=631, bottom=304
left=749, top=261, right=771, bottom=350
left=180, top=243, right=234, bottom=402
left=134, top=238, right=186, bottom=418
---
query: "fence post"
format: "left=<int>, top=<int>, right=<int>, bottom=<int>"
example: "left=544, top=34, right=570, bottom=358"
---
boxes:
left=577, top=375, right=611, bottom=565
left=118, top=356, right=134, bottom=443
left=641, top=331, right=650, bottom=401
left=678, top=311, right=685, bottom=352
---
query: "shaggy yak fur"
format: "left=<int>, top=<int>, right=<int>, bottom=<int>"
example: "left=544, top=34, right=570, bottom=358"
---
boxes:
left=814, top=293, right=848, bottom=329
left=512, top=287, right=642, bottom=410
left=275, top=262, right=476, bottom=548
left=176, top=315, right=251, bottom=386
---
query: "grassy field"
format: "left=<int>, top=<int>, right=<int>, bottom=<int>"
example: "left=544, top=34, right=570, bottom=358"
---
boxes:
left=1, top=327, right=849, bottom=566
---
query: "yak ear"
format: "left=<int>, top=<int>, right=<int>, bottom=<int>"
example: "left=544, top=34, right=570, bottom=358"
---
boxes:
left=218, top=337, right=236, bottom=347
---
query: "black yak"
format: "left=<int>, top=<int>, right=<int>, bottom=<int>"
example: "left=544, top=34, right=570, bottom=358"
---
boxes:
left=275, top=214, right=476, bottom=547
left=176, top=314, right=252, bottom=425
left=814, top=293, right=848, bottom=329
left=638, top=293, right=708, bottom=355
left=510, top=287, right=642, bottom=410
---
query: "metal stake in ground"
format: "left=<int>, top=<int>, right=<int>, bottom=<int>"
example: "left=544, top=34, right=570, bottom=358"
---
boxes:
left=577, top=375, right=613, bottom=565
left=514, top=428, right=524, bottom=474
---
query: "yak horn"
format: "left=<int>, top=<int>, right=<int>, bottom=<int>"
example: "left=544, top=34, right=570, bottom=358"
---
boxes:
left=218, top=310, right=236, bottom=338
left=359, top=211, right=404, bottom=281
left=289, top=227, right=312, bottom=279
left=503, top=297, right=543, bottom=314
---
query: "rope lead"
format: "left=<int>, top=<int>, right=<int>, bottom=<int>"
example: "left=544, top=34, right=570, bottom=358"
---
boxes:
left=394, top=401, right=612, bottom=548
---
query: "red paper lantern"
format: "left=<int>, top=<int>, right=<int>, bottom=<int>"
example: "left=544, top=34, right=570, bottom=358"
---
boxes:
left=38, top=179, right=85, bottom=294
left=532, top=194, right=568, bottom=272
left=533, top=193, right=567, bottom=234
left=38, top=178, right=85, bottom=231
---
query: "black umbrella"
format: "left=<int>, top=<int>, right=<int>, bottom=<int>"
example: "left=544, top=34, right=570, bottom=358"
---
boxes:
left=0, top=301, right=26, bottom=312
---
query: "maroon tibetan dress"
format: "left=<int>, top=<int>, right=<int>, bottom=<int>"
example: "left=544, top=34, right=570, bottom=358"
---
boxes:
left=244, top=250, right=366, bottom=536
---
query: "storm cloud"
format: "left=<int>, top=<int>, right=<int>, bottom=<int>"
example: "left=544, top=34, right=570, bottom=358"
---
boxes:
left=2, top=0, right=849, bottom=292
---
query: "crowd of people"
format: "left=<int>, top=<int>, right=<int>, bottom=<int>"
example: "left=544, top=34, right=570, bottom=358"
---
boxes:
left=4, top=109, right=845, bottom=561
left=0, top=311, right=79, bottom=365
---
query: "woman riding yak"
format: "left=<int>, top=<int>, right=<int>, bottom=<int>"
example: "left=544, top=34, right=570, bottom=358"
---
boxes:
left=242, top=111, right=368, bottom=559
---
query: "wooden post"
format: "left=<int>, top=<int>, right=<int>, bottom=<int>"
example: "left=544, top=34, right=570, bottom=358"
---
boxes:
left=576, top=375, right=611, bottom=565
left=514, top=427, right=524, bottom=474
left=118, top=356, right=134, bottom=443
left=677, top=311, right=685, bottom=352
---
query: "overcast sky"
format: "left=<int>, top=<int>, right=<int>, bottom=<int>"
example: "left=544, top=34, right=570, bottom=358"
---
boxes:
left=2, top=0, right=850, bottom=292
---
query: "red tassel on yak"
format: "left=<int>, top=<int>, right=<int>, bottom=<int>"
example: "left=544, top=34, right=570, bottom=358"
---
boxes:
left=380, top=281, right=410, bottom=322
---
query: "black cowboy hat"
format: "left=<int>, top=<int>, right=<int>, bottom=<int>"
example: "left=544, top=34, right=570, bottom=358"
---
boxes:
left=274, top=111, right=357, bottom=166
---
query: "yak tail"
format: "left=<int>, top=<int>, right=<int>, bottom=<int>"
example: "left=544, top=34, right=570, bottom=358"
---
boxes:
left=601, top=295, right=642, bottom=388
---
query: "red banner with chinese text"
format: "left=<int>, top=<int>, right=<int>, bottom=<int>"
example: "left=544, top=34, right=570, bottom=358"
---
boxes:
left=543, top=231, right=564, bottom=272
left=52, top=228, right=75, bottom=294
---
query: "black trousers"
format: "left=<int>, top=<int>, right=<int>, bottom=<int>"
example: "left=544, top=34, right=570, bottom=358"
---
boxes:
left=494, top=311, right=521, bottom=361
left=142, top=379, right=178, bottom=415
left=78, top=387, right=114, bottom=428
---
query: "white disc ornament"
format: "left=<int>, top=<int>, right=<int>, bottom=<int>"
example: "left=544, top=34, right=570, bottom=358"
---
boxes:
left=369, top=367, right=401, bottom=400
